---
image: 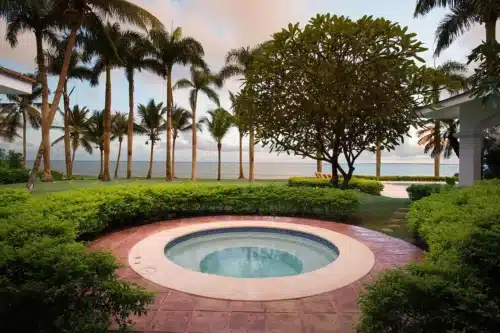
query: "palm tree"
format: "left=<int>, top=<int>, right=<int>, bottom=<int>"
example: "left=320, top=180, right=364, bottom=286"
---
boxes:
left=414, top=0, right=499, bottom=60
left=47, top=43, right=93, bottom=179
left=174, top=66, right=220, bottom=182
left=200, top=108, right=234, bottom=181
left=117, top=31, right=163, bottom=179
left=3, top=0, right=162, bottom=188
left=219, top=45, right=264, bottom=183
left=424, top=60, right=468, bottom=176
left=418, top=119, right=460, bottom=161
left=52, top=105, right=94, bottom=169
left=0, top=74, right=42, bottom=167
left=171, top=105, right=200, bottom=178
left=82, top=22, right=126, bottom=182
left=150, top=27, right=208, bottom=181
left=229, top=91, right=248, bottom=179
left=111, top=112, right=128, bottom=179
left=375, top=143, right=382, bottom=180
left=135, top=99, right=168, bottom=179
left=87, top=110, right=105, bottom=178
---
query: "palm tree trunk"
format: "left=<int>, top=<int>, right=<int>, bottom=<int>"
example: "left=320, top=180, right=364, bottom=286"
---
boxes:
left=147, top=141, right=154, bottom=179
left=238, top=132, right=245, bottom=179
left=102, top=65, right=112, bottom=182
left=191, top=92, right=198, bottom=183
left=71, top=147, right=76, bottom=169
left=22, top=109, right=27, bottom=168
left=35, top=31, right=52, bottom=183
left=127, top=71, right=134, bottom=179
left=434, top=120, right=441, bottom=177
left=114, top=138, right=122, bottom=179
left=166, top=70, right=173, bottom=181
left=249, top=123, right=255, bottom=183
left=217, top=142, right=222, bottom=181
left=172, top=136, right=176, bottom=178
left=27, top=23, right=80, bottom=190
left=376, top=143, right=381, bottom=180
left=63, top=81, right=72, bottom=179
left=99, top=148, right=103, bottom=179
left=485, top=19, right=497, bottom=71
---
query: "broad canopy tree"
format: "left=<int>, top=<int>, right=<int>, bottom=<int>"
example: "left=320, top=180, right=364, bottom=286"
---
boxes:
left=246, top=14, right=437, bottom=188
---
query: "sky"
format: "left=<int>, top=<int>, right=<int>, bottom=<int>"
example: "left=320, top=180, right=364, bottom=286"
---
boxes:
left=0, top=0, right=491, bottom=164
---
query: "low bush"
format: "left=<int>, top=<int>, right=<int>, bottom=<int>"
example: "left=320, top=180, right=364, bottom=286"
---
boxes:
left=288, top=177, right=384, bottom=195
left=0, top=167, right=29, bottom=184
left=37, top=169, right=64, bottom=181
left=406, top=183, right=446, bottom=201
left=354, top=175, right=457, bottom=182
left=358, top=180, right=500, bottom=332
left=0, top=184, right=359, bottom=332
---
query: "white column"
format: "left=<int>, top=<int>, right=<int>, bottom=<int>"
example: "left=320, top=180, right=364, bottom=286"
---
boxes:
left=459, top=131, right=483, bottom=186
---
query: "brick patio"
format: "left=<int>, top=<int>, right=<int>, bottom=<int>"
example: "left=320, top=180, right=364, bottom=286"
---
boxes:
left=90, top=216, right=424, bottom=333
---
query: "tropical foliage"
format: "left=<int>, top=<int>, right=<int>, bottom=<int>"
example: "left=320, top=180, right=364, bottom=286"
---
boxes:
left=150, top=27, right=207, bottom=181
left=174, top=65, right=221, bottom=181
left=229, top=91, right=248, bottom=179
left=200, top=108, right=233, bottom=181
left=246, top=14, right=436, bottom=188
left=52, top=105, right=94, bottom=169
left=135, top=99, right=167, bottom=179
left=0, top=74, right=41, bottom=167
left=171, top=105, right=199, bottom=178
left=111, top=112, right=128, bottom=179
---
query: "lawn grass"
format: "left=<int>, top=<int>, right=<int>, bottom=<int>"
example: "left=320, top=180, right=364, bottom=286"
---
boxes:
left=1, top=178, right=415, bottom=244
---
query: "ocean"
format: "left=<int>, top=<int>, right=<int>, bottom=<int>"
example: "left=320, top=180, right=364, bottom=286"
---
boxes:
left=31, top=160, right=460, bottom=179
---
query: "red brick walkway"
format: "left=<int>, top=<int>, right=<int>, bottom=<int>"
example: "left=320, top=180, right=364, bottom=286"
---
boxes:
left=90, top=216, right=424, bottom=333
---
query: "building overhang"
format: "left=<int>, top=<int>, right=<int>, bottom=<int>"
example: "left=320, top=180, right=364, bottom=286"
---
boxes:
left=0, top=67, right=35, bottom=95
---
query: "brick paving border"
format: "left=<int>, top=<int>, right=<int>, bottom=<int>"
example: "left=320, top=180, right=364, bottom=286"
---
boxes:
left=90, top=216, right=424, bottom=333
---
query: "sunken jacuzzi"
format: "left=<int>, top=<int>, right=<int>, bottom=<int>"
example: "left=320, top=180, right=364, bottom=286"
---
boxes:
left=129, top=220, right=375, bottom=301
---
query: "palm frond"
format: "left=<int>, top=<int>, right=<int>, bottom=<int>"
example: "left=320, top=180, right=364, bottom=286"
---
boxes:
left=414, top=0, right=459, bottom=17
left=434, top=2, right=475, bottom=56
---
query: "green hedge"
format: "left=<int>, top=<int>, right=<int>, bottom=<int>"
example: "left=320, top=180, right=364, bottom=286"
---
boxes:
left=406, top=183, right=447, bottom=201
left=288, top=177, right=384, bottom=195
left=0, top=184, right=359, bottom=331
left=354, top=175, right=457, bottom=182
left=358, top=180, right=500, bottom=333
left=0, top=167, right=29, bottom=184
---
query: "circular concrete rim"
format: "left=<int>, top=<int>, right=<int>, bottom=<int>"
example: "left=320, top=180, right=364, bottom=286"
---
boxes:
left=128, top=220, right=375, bottom=301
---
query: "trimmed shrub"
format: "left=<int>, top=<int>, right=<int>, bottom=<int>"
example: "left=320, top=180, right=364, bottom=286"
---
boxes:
left=288, top=177, right=384, bottom=195
left=0, top=168, right=29, bottom=184
left=406, top=183, right=445, bottom=201
left=354, top=175, right=457, bottom=182
left=0, top=184, right=359, bottom=332
left=37, top=169, right=64, bottom=181
left=445, top=176, right=456, bottom=185
left=358, top=180, right=500, bottom=332
left=5, top=184, right=360, bottom=237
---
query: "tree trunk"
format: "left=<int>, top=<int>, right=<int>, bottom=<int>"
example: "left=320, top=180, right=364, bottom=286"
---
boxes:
left=434, top=120, right=441, bottom=177
left=341, top=167, right=354, bottom=189
left=485, top=19, right=497, bottom=71
left=376, top=143, right=381, bottom=180
left=35, top=31, right=52, bottom=183
left=191, top=91, right=198, bottom=183
left=147, top=141, right=154, bottom=179
left=22, top=108, right=27, bottom=168
left=330, top=158, right=340, bottom=188
left=114, top=138, right=122, bottom=179
left=99, top=148, right=103, bottom=179
left=217, top=142, right=222, bottom=181
left=27, top=23, right=80, bottom=190
left=316, top=159, right=322, bottom=173
left=238, top=132, right=245, bottom=179
left=166, top=70, right=173, bottom=181
left=101, top=65, right=112, bottom=181
left=71, top=147, right=76, bottom=169
left=249, top=123, right=255, bottom=183
left=63, top=81, right=72, bottom=179
left=172, top=136, right=176, bottom=178
left=127, top=71, right=134, bottom=179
